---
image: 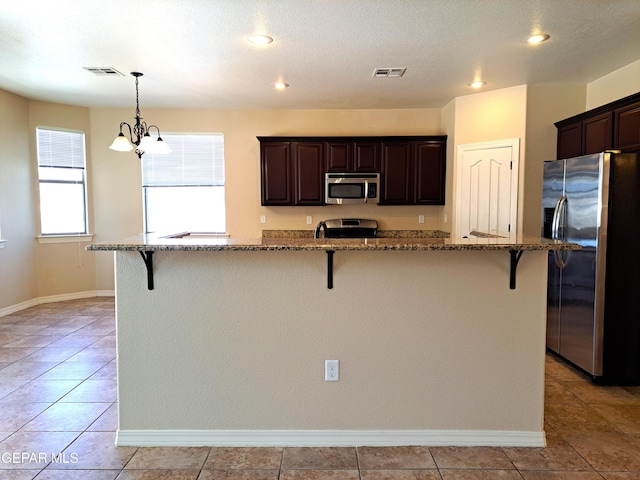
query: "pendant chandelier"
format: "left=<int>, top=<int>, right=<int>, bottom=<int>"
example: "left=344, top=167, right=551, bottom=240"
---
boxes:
left=109, top=72, right=170, bottom=158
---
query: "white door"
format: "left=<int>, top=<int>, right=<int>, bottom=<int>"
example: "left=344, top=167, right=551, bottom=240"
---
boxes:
left=455, top=139, right=519, bottom=238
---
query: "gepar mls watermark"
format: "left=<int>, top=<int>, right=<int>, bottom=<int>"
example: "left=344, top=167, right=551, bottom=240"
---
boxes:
left=1, top=452, right=79, bottom=465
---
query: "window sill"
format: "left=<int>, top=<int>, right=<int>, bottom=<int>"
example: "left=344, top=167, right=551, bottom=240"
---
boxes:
left=37, top=234, right=95, bottom=244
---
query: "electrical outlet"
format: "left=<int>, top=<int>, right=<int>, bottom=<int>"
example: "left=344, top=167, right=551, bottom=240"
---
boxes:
left=325, top=360, right=339, bottom=381
left=306, top=215, right=312, bottom=225
left=418, top=214, right=425, bottom=224
left=260, top=215, right=266, bottom=224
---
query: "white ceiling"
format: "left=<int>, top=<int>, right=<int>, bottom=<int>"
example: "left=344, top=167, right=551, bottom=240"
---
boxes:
left=0, top=0, right=638, bottom=110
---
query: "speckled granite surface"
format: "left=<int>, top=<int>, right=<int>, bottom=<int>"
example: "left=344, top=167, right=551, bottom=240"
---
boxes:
left=86, top=232, right=579, bottom=252
left=261, top=229, right=451, bottom=239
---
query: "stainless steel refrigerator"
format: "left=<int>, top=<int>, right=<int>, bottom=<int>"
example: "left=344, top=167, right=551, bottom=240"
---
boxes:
left=542, top=151, right=640, bottom=384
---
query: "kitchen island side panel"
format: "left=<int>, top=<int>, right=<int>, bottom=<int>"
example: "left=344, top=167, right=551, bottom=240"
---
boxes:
left=114, top=249, right=548, bottom=442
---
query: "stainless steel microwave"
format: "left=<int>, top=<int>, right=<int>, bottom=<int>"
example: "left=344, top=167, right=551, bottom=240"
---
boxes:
left=325, top=172, right=380, bottom=204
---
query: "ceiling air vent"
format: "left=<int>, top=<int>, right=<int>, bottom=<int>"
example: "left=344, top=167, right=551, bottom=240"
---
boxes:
left=83, top=67, right=124, bottom=76
left=372, top=67, right=406, bottom=78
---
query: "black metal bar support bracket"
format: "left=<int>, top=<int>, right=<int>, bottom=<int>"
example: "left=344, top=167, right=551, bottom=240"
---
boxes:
left=139, top=251, right=154, bottom=290
left=326, top=250, right=335, bottom=289
left=509, top=249, right=524, bottom=290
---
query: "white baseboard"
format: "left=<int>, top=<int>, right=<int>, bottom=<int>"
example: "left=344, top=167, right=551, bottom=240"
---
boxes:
left=116, top=429, right=546, bottom=448
left=0, top=290, right=115, bottom=317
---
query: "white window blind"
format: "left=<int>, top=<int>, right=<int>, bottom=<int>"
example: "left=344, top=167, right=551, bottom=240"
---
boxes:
left=36, top=127, right=88, bottom=235
left=142, top=134, right=224, bottom=187
left=37, top=128, right=85, bottom=169
left=141, top=133, right=226, bottom=234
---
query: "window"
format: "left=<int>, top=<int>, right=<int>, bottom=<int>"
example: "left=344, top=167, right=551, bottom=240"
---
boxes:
left=36, top=127, right=88, bottom=235
left=142, top=133, right=225, bottom=234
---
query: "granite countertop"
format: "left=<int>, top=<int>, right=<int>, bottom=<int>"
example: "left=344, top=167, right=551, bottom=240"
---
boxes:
left=86, top=230, right=580, bottom=252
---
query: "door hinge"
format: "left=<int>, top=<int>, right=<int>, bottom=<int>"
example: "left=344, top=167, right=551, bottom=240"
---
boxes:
left=508, top=224, right=511, bottom=232
left=510, top=161, right=513, bottom=169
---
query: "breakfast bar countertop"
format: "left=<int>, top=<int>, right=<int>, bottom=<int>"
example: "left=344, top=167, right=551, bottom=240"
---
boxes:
left=86, top=230, right=580, bottom=253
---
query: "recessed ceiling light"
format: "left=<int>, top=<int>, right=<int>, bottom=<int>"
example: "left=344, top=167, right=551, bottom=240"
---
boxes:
left=470, top=81, right=487, bottom=89
left=524, top=33, right=550, bottom=44
left=273, top=82, right=289, bottom=90
left=248, top=35, right=274, bottom=45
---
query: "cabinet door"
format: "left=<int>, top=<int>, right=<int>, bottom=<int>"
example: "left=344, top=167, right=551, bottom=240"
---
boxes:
left=582, top=112, right=613, bottom=155
left=354, top=142, right=381, bottom=172
left=325, top=142, right=353, bottom=172
left=615, top=102, right=640, bottom=152
left=380, top=141, right=412, bottom=204
left=414, top=141, right=446, bottom=205
left=293, top=142, right=324, bottom=205
left=261, top=142, right=292, bottom=205
left=557, top=122, right=582, bottom=159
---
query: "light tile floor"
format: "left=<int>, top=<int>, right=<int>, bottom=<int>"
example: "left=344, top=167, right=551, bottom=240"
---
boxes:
left=1, top=298, right=640, bottom=479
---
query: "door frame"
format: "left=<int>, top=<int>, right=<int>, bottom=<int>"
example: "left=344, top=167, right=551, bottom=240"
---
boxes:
left=454, top=138, right=520, bottom=238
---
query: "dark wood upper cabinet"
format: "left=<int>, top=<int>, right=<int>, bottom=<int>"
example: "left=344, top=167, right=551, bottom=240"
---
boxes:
left=380, top=138, right=447, bottom=205
left=325, top=141, right=380, bottom=172
left=260, top=142, right=292, bottom=205
left=582, top=112, right=613, bottom=155
left=259, top=135, right=446, bottom=206
left=414, top=140, right=446, bottom=204
left=354, top=142, right=380, bottom=172
left=557, top=122, right=582, bottom=159
left=325, top=142, right=353, bottom=172
left=615, top=102, right=640, bottom=152
left=556, top=91, right=640, bottom=158
left=260, top=140, right=324, bottom=206
left=292, top=142, right=324, bottom=205
left=380, top=141, right=412, bottom=204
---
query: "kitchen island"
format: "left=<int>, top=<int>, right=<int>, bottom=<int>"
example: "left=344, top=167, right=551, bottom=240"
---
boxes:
left=87, top=233, right=578, bottom=448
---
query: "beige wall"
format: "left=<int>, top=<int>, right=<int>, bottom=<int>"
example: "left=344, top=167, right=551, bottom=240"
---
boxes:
left=439, top=99, right=456, bottom=231
left=0, top=90, right=37, bottom=310
left=522, top=85, right=586, bottom=235
left=587, top=59, right=640, bottom=110
left=29, top=101, right=97, bottom=298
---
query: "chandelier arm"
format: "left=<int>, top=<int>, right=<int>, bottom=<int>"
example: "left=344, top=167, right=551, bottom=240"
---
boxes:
left=119, top=122, right=134, bottom=143
left=147, top=125, right=162, bottom=136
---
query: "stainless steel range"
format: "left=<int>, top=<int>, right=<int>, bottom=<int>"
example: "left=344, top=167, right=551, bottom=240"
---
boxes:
left=314, top=218, right=378, bottom=238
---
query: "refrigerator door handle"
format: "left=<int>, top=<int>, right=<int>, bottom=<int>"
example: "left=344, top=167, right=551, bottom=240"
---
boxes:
left=551, top=195, right=567, bottom=240
left=552, top=195, right=568, bottom=268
